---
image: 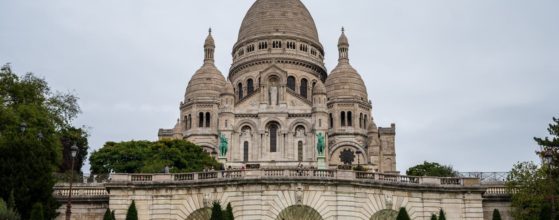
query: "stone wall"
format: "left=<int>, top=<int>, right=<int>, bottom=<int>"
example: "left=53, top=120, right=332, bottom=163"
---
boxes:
left=106, top=171, right=488, bottom=220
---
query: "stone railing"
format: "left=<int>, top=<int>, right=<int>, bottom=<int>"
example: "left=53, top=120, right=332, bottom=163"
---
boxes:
left=53, top=183, right=108, bottom=201
left=483, top=185, right=517, bottom=197
left=110, top=169, right=480, bottom=187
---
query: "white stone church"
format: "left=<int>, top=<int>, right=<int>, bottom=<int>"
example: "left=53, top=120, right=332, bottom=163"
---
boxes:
left=159, top=0, right=397, bottom=172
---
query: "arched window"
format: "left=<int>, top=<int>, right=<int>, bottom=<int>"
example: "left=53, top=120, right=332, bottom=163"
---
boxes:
left=319, top=119, right=322, bottom=128
left=347, top=111, right=353, bottom=127
left=341, top=111, right=346, bottom=127
left=188, top=114, right=192, bottom=129
left=298, top=141, right=303, bottom=162
left=184, top=115, right=188, bottom=129
left=205, top=112, right=211, bottom=127
left=364, top=115, right=368, bottom=129
left=198, top=112, right=204, bottom=128
left=287, top=76, right=296, bottom=91
left=300, top=78, right=308, bottom=98
left=238, top=83, right=243, bottom=100
left=247, top=79, right=254, bottom=95
left=243, top=141, right=249, bottom=162
left=329, top=113, right=334, bottom=128
left=359, top=113, right=363, bottom=128
left=269, top=123, right=279, bottom=152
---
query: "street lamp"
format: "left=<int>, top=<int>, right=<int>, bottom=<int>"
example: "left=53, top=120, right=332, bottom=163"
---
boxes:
left=65, top=144, right=79, bottom=220
left=543, top=147, right=555, bottom=220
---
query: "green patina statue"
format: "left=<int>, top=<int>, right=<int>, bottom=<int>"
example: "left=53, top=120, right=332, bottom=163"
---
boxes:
left=316, top=132, right=325, bottom=156
left=219, top=133, right=228, bottom=157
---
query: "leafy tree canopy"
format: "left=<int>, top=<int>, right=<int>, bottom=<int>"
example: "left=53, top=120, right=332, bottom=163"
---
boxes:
left=507, top=117, right=559, bottom=219
left=58, top=126, right=89, bottom=174
left=406, top=161, right=458, bottom=177
left=90, top=139, right=221, bottom=173
left=210, top=202, right=224, bottom=220
left=0, top=64, right=82, bottom=219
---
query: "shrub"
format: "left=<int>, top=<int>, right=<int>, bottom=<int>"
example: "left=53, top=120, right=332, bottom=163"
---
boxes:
left=396, top=207, right=410, bottom=220
left=126, top=200, right=138, bottom=220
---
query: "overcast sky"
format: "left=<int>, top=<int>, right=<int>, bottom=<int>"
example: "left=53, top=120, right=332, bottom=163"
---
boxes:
left=1, top=0, right=558, bottom=173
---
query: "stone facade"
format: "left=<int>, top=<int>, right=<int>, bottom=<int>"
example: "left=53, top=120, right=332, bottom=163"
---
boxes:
left=158, top=0, right=396, bottom=172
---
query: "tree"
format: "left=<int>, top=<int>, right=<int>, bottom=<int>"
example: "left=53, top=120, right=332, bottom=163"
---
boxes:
left=126, top=200, right=138, bottom=220
left=58, top=127, right=89, bottom=174
left=396, top=207, right=410, bottom=220
left=29, top=203, right=44, bottom=220
left=90, top=139, right=221, bottom=174
left=492, top=209, right=501, bottom=220
left=210, top=202, right=224, bottom=220
left=111, top=210, right=116, bottom=220
left=0, top=64, right=81, bottom=219
left=430, top=214, right=437, bottom=220
left=406, top=161, right=458, bottom=177
left=103, top=208, right=114, bottom=220
left=225, top=202, right=234, bottom=220
left=438, top=209, right=446, bottom=220
left=507, top=117, right=559, bottom=219
left=0, top=198, right=20, bottom=220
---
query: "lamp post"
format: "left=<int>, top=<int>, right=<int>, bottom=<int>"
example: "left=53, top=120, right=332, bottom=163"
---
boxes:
left=543, top=147, right=555, bottom=219
left=65, top=144, right=79, bottom=220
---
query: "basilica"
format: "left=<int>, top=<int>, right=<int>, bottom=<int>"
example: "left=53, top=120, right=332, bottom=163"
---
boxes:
left=159, top=0, right=397, bottom=173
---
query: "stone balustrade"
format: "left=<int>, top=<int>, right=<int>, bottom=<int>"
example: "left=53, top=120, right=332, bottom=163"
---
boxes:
left=53, top=183, right=108, bottom=202
left=109, top=169, right=480, bottom=187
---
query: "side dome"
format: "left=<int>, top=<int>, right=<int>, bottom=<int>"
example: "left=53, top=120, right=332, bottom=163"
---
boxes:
left=325, top=29, right=367, bottom=100
left=325, top=63, right=367, bottom=100
left=185, top=31, right=226, bottom=102
left=185, top=63, right=226, bottom=101
left=237, top=0, right=320, bottom=46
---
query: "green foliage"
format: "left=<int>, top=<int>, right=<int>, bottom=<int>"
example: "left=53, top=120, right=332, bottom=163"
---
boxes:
left=7, top=190, right=15, bottom=210
left=103, top=208, right=114, bottom=220
left=491, top=209, right=501, bottom=220
left=406, top=161, right=458, bottom=177
left=90, top=139, right=221, bottom=173
left=29, top=203, right=44, bottom=220
left=225, top=202, right=234, bottom=220
left=58, top=127, right=89, bottom=174
left=210, top=202, right=223, bottom=220
left=396, top=207, right=410, bottom=220
left=507, top=162, right=552, bottom=218
left=430, top=214, right=437, bottom=220
left=0, top=64, right=81, bottom=219
left=0, top=198, right=20, bottom=220
left=438, top=209, right=446, bottom=220
left=111, top=210, right=116, bottom=220
left=126, top=200, right=138, bottom=220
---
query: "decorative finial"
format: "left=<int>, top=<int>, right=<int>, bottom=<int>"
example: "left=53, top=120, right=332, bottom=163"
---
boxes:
left=341, top=26, right=345, bottom=33
left=209, top=27, right=212, bottom=34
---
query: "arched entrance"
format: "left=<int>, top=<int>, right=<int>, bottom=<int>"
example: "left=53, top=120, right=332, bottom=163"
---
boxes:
left=276, top=205, right=323, bottom=220
left=370, top=209, right=398, bottom=220
left=185, top=208, right=211, bottom=220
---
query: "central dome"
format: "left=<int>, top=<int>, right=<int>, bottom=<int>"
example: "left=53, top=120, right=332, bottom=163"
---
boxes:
left=237, top=0, right=320, bottom=46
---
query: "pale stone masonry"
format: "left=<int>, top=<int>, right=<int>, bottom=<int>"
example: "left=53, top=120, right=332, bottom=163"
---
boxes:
left=159, top=0, right=396, bottom=172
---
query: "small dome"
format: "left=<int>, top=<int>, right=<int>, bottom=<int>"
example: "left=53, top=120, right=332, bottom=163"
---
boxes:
left=312, top=81, right=326, bottom=95
left=222, top=80, right=235, bottom=95
left=338, top=28, right=349, bottom=46
left=325, top=62, right=368, bottom=100
left=367, top=120, right=378, bottom=132
left=185, top=63, right=226, bottom=101
left=204, top=33, right=215, bottom=48
left=237, top=0, right=320, bottom=45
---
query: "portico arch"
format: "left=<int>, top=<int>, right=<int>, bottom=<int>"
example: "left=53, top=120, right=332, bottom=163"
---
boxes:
left=275, top=205, right=323, bottom=220
left=185, top=208, right=211, bottom=220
